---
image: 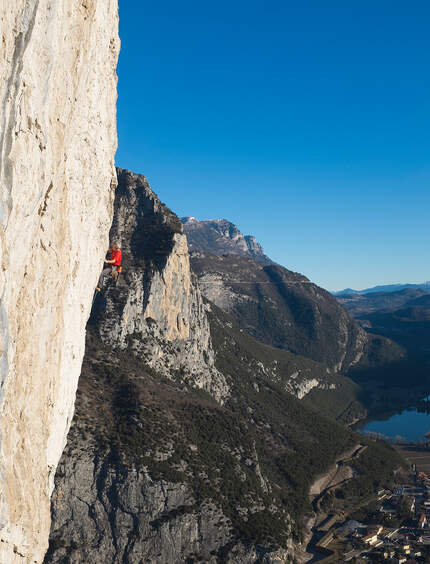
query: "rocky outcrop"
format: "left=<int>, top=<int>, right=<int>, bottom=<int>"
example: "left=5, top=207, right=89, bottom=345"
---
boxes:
left=47, top=449, right=231, bottom=563
left=182, top=217, right=274, bottom=265
left=45, top=171, right=304, bottom=561
left=94, top=169, right=229, bottom=402
left=0, top=2, right=119, bottom=561
left=46, top=446, right=294, bottom=564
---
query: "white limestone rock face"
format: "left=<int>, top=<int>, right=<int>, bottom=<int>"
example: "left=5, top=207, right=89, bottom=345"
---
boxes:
left=96, top=170, right=230, bottom=403
left=0, top=2, right=119, bottom=561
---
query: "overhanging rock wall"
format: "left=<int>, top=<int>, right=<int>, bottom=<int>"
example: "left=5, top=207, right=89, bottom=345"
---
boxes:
left=0, top=2, right=119, bottom=561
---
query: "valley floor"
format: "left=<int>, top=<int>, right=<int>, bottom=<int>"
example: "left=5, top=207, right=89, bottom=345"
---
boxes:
left=305, top=445, right=430, bottom=563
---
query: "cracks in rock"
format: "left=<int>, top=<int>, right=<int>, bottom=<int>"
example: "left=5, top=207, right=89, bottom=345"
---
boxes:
left=121, top=508, right=140, bottom=564
left=0, top=9, right=41, bottom=488
left=0, top=0, right=40, bottom=229
left=38, top=182, right=53, bottom=217
left=0, top=13, right=41, bottom=517
left=93, top=454, right=145, bottom=563
left=94, top=454, right=120, bottom=554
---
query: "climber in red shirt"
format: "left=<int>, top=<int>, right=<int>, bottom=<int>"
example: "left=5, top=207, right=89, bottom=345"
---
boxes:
left=109, top=245, right=122, bottom=268
left=97, top=242, right=122, bottom=291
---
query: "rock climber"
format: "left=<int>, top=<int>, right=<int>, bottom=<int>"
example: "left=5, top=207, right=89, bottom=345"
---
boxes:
left=97, top=242, right=122, bottom=291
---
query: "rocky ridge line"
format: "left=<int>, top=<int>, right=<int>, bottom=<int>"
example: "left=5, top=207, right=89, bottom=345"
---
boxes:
left=182, top=217, right=274, bottom=266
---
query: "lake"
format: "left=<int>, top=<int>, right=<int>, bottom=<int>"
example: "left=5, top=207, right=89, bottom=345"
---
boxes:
left=360, top=395, right=430, bottom=443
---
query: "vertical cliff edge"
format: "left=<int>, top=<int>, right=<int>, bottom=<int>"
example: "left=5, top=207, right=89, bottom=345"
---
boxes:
left=95, top=169, right=229, bottom=402
left=0, top=2, right=119, bottom=562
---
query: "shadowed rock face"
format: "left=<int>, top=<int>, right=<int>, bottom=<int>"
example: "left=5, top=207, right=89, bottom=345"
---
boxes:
left=182, top=217, right=274, bottom=265
left=0, top=2, right=119, bottom=561
left=189, top=251, right=401, bottom=374
left=46, top=449, right=236, bottom=563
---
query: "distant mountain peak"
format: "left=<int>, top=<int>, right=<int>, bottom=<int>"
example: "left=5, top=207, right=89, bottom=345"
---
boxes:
left=181, top=217, right=274, bottom=265
left=181, top=216, right=199, bottom=224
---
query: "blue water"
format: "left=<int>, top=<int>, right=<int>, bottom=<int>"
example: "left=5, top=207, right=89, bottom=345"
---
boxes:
left=361, top=397, right=430, bottom=443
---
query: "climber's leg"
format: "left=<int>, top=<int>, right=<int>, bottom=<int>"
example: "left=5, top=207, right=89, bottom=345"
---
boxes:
left=97, top=267, right=112, bottom=290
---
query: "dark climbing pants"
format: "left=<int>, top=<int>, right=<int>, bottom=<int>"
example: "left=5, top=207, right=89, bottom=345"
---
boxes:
left=98, top=266, right=114, bottom=288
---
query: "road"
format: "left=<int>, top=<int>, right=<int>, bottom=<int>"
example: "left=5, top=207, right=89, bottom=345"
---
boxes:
left=310, top=444, right=367, bottom=521
left=301, top=444, right=368, bottom=563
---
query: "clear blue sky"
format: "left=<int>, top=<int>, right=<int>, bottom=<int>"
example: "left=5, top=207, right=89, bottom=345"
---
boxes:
left=116, top=0, right=429, bottom=292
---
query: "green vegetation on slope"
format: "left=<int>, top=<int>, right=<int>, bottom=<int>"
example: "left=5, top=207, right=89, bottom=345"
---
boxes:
left=341, top=441, right=404, bottom=500
left=69, top=307, right=405, bottom=552
left=303, top=375, right=366, bottom=423
left=74, top=322, right=356, bottom=548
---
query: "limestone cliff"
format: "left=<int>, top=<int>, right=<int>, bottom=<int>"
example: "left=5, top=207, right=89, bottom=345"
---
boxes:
left=94, top=169, right=229, bottom=402
left=0, top=2, right=119, bottom=561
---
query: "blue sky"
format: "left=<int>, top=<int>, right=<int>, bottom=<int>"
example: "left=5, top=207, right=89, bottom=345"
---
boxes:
left=116, top=0, right=429, bottom=291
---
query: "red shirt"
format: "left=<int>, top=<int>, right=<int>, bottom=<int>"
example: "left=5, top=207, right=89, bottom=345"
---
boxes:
left=109, top=248, right=122, bottom=266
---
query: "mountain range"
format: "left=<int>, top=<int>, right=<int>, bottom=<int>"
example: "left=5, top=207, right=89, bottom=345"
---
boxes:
left=46, top=170, right=404, bottom=563
left=336, top=288, right=430, bottom=317
left=335, top=282, right=430, bottom=296
left=182, top=217, right=402, bottom=374
left=338, top=287, right=430, bottom=362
